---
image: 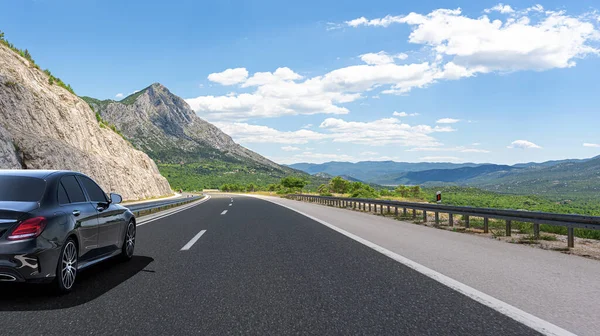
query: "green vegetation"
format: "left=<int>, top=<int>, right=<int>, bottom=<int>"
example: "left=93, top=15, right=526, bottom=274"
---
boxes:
left=0, top=31, right=74, bottom=94
left=83, top=102, right=128, bottom=140
left=422, top=186, right=600, bottom=216
left=119, top=89, right=146, bottom=105
left=158, top=162, right=326, bottom=191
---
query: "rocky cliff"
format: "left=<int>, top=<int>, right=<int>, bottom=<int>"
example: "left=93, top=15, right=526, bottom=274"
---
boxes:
left=0, top=44, right=172, bottom=200
left=83, top=83, right=283, bottom=169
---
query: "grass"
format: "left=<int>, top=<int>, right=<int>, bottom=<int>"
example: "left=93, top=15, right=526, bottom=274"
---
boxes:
left=1, top=30, right=75, bottom=94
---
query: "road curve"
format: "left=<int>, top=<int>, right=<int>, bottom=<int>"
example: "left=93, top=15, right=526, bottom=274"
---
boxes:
left=0, top=194, right=543, bottom=335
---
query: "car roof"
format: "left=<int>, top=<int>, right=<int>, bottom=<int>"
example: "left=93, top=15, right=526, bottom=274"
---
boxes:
left=0, top=169, right=75, bottom=179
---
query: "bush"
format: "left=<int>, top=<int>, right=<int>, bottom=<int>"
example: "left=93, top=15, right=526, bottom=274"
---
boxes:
left=351, top=185, right=379, bottom=198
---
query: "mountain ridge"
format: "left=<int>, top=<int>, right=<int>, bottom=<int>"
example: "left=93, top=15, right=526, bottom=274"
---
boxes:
left=82, top=83, right=324, bottom=189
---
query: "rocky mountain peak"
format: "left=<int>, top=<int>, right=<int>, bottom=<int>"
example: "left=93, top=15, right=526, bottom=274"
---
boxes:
left=84, top=84, right=284, bottom=171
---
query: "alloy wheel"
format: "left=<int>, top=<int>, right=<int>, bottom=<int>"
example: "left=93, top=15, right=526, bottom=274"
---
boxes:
left=125, top=222, right=136, bottom=257
left=61, top=241, right=77, bottom=290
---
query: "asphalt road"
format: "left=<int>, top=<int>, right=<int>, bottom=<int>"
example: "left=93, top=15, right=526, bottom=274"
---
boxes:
left=0, top=194, right=541, bottom=335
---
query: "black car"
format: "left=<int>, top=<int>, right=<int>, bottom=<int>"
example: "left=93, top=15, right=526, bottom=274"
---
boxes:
left=0, top=170, right=136, bottom=292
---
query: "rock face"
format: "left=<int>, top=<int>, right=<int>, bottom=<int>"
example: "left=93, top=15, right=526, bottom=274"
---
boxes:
left=83, top=83, right=283, bottom=169
left=0, top=44, right=172, bottom=200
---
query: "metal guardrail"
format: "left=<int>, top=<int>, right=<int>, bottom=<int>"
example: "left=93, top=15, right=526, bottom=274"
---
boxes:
left=287, top=194, right=600, bottom=248
left=125, top=195, right=203, bottom=217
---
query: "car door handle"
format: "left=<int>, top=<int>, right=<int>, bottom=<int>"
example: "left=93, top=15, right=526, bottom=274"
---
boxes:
left=72, top=210, right=81, bottom=217
left=96, top=206, right=105, bottom=212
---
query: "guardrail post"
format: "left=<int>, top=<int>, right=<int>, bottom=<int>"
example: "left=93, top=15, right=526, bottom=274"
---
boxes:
left=464, top=216, right=470, bottom=228
left=353, top=201, right=356, bottom=209
left=395, top=206, right=398, bottom=216
left=449, top=213, right=453, bottom=226
left=387, top=205, right=390, bottom=214
left=483, top=218, right=489, bottom=233
left=435, top=212, right=439, bottom=225
left=368, top=203, right=372, bottom=212
left=403, top=208, right=407, bottom=216
left=423, top=210, right=427, bottom=223
left=533, top=223, right=540, bottom=239
left=412, top=209, right=416, bottom=219
left=380, top=204, right=384, bottom=215
left=506, top=220, right=512, bottom=236
left=567, top=228, right=574, bottom=248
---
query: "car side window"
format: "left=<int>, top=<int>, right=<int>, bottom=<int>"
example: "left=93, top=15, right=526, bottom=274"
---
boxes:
left=60, top=176, right=87, bottom=203
left=78, top=176, right=107, bottom=203
left=57, top=182, right=70, bottom=205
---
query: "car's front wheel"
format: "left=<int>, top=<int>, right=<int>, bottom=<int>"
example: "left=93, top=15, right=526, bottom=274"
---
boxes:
left=120, top=220, right=135, bottom=261
left=55, top=238, right=78, bottom=293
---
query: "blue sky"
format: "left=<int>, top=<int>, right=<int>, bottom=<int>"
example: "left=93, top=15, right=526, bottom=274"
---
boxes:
left=2, top=0, right=600, bottom=165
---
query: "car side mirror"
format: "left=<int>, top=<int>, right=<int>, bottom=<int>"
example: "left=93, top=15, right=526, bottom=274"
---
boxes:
left=110, top=193, right=123, bottom=204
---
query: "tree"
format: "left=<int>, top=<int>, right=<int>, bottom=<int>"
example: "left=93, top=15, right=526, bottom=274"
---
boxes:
left=317, top=184, right=330, bottom=194
left=395, top=185, right=410, bottom=197
left=380, top=189, right=392, bottom=196
left=410, top=186, right=422, bottom=198
left=247, top=183, right=256, bottom=192
left=350, top=185, right=379, bottom=198
left=329, top=176, right=349, bottom=194
left=349, top=181, right=363, bottom=192
left=280, top=176, right=308, bottom=190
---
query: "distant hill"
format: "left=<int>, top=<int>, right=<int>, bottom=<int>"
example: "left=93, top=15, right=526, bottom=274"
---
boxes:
left=469, top=157, right=600, bottom=199
left=288, top=161, right=482, bottom=183
left=384, top=164, right=520, bottom=186
left=512, top=157, right=594, bottom=168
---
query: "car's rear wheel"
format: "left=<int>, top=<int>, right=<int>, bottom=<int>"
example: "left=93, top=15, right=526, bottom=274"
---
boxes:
left=120, top=220, right=135, bottom=261
left=55, top=238, right=78, bottom=293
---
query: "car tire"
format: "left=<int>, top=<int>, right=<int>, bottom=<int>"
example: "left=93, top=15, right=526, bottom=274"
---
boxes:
left=55, top=237, right=78, bottom=294
left=120, top=220, right=135, bottom=261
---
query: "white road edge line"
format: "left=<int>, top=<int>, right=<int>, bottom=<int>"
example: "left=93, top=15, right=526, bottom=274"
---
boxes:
left=136, top=195, right=212, bottom=227
left=221, top=210, right=228, bottom=215
left=180, top=230, right=207, bottom=251
left=242, top=194, right=575, bottom=336
left=229, top=203, right=232, bottom=206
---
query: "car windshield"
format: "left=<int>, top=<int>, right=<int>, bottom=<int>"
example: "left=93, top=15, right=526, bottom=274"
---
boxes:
left=0, top=176, right=46, bottom=202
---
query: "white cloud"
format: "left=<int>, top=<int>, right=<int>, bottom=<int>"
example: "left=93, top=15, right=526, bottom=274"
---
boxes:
left=293, top=152, right=355, bottom=162
left=419, top=156, right=463, bottom=162
left=187, top=62, right=438, bottom=120
left=583, top=143, right=600, bottom=147
left=281, top=146, right=301, bottom=151
left=242, top=67, right=303, bottom=87
left=360, top=151, right=379, bottom=155
left=347, top=7, right=600, bottom=74
left=346, top=15, right=406, bottom=27
left=207, top=68, right=249, bottom=85
left=436, top=118, right=460, bottom=124
left=507, top=140, right=542, bottom=149
left=472, top=142, right=481, bottom=146
left=359, top=51, right=408, bottom=65
left=115, top=93, right=124, bottom=99
left=301, top=124, right=313, bottom=129
left=319, top=117, right=453, bottom=146
left=392, top=111, right=419, bottom=117
left=213, top=122, right=329, bottom=144
left=215, top=116, right=454, bottom=148
left=484, top=3, right=515, bottom=14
